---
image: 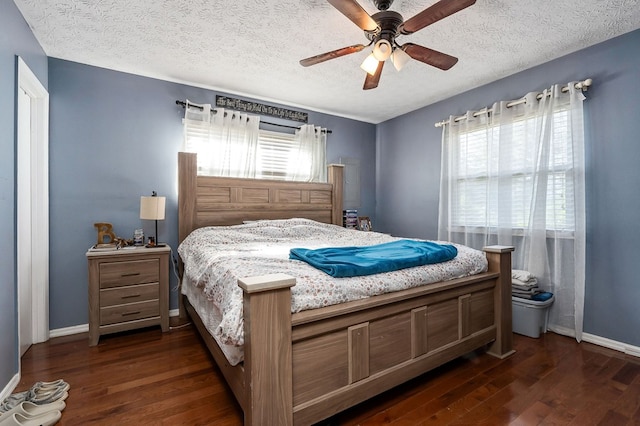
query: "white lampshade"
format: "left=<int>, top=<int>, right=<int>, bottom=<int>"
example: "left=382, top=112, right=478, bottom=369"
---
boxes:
left=140, top=195, right=166, bottom=220
left=391, top=47, right=411, bottom=71
left=372, top=39, right=392, bottom=61
left=360, top=53, right=380, bottom=76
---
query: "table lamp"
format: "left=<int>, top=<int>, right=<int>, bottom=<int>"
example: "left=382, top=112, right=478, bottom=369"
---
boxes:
left=140, top=191, right=166, bottom=247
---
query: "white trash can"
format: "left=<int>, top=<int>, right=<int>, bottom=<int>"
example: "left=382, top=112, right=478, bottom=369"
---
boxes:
left=511, top=295, right=555, bottom=338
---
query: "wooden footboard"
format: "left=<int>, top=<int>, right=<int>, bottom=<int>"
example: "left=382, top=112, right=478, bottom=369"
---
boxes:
left=232, top=246, right=514, bottom=426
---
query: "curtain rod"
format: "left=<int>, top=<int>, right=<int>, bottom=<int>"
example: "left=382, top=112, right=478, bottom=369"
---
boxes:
left=434, top=78, right=593, bottom=128
left=175, top=100, right=332, bottom=134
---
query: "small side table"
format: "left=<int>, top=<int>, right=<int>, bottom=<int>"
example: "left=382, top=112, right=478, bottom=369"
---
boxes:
left=86, top=245, right=170, bottom=346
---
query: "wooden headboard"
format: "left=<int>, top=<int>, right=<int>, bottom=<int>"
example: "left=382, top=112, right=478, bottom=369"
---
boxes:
left=178, top=152, right=344, bottom=243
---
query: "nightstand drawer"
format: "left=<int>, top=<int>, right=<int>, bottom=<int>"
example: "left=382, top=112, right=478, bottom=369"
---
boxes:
left=100, top=283, right=159, bottom=307
left=100, top=300, right=160, bottom=325
left=99, top=259, right=159, bottom=288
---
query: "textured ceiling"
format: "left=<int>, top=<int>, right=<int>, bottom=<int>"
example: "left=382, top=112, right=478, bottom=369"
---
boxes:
left=13, top=0, right=640, bottom=123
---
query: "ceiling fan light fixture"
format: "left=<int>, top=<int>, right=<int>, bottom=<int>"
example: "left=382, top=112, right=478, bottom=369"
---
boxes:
left=360, top=53, right=380, bottom=75
left=300, top=0, right=477, bottom=89
left=391, top=47, right=411, bottom=71
left=372, top=39, right=392, bottom=61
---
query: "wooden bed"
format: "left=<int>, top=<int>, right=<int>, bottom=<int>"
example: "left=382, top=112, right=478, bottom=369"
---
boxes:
left=177, top=152, right=514, bottom=425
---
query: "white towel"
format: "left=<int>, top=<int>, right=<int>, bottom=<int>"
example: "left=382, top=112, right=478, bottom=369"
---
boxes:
left=512, top=269, right=536, bottom=283
left=512, top=277, right=538, bottom=288
left=512, top=281, right=538, bottom=291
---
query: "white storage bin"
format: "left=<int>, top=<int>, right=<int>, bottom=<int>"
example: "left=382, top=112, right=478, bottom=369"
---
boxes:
left=512, top=295, right=555, bottom=338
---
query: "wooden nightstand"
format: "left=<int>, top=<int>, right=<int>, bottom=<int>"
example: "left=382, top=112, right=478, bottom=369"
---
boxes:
left=86, top=246, right=170, bottom=346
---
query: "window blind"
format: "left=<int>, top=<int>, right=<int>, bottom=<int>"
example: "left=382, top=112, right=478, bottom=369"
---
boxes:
left=257, top=130, right=299, bottom=180
left=452, top=108, right=575, bottom=231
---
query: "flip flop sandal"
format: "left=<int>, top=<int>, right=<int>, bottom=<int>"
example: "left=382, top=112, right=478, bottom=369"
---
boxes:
left=0, top=394, right=28, bottom=413
left=0, top=380, right=69, bottom=412
left=24, top=380, right=69, bottom=405
left=27, top=389, right=68, bottom=406
left=0, top=400, right=65, bottom=422
left=30, top=380, right=69, bottom=395
left=0, top=409, right=61, bottom=426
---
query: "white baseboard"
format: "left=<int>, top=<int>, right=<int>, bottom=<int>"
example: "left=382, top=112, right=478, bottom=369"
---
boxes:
left=49, top=324, right=88, bottom=338
left=548, top=325, right=640, bottom=358
left=48, top=310, right=181, bottom=338
left=0, top=373, right=20, bottom=403
left=582, top=333, right=640, bottom=358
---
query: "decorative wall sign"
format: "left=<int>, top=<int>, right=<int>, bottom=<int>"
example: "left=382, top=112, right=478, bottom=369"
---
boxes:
left=215, top=96, right=308, bottom=123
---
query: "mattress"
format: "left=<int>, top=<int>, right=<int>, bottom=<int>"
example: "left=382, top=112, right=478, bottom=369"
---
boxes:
left=178, top=218, right=488, bottom=365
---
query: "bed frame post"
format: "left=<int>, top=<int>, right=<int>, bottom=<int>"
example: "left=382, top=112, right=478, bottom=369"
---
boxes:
left=483, top=245, right=515, bottom=359
left=327, top=164, right=344, bottom=226
left=239, top=273, right=296, bottom=426
left=177, top=152, right=198, bottom=323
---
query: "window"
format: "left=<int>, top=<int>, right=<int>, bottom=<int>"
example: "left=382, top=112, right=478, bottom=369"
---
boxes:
left=183, top=106, right=326, bottom=182
left=450, top=107, right=575, bottom=232
left=439, top=83, right=587, bottom=339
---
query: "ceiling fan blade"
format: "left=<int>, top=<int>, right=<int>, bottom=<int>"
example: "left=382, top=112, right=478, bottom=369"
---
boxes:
left=400, top=0, right=476, bottom=35
left=403, top=43, right=458, bottom=70
left=363, top=60, right=384, bottom=90
left=327, top=0, right=378, bottom=32
left=300, top=44, right=366, bottom=67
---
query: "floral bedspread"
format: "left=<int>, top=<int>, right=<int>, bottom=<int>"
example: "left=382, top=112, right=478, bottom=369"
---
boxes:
left=178, top=218, right=487, bottom=348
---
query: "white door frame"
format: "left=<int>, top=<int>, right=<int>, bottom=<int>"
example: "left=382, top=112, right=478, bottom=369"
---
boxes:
left=17, top=77, right=33, bottom=356
left=17, top=56, right=49, bottom=347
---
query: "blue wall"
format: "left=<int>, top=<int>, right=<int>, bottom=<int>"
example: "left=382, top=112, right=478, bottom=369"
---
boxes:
left=376, top=29, right=640, bottom=347
left=47, top=59, right=376, bottom=329
left=0, top=0, right=48, bottom=392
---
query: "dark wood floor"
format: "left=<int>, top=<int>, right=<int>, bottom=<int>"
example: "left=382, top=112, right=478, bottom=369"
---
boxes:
left=16, top=324, right=640, bottom=425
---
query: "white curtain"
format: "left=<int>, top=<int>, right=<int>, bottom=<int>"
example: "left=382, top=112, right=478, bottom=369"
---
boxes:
left=438, top=83, right=586, bottom=340
left=290, top=124, right=327, bottom=182
left=183, top=101, right=260, bottom=178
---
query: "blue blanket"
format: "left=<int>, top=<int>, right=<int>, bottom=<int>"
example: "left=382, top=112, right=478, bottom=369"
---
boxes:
left=289, top=239, right=458, bottom=278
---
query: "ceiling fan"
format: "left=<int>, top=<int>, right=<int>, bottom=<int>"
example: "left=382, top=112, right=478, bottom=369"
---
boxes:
left=300, top=0, right=476, bottom=90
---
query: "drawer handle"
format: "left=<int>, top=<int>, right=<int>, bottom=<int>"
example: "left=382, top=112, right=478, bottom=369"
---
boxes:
left=121, top=294, right=141, bottom=299
left=122, top=311, right=141, bottom=317
left=121, top=272, right=141, bottom=277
